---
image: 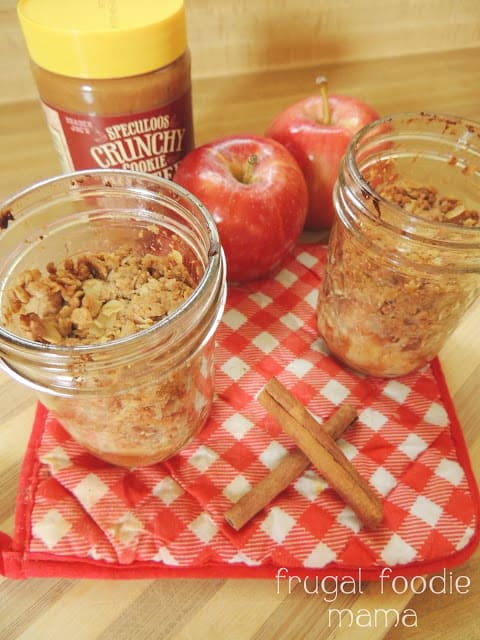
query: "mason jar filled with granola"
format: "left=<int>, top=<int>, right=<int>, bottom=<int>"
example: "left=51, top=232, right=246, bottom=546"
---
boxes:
left=317, top=112, right=480, bottom=377
left=0, top=171, right=226, bottom=467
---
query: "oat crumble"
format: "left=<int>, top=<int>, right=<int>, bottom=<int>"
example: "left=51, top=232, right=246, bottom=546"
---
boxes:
left=4, top=247, right=196, bottom=345
left=377, top=181, right=480, bottom=227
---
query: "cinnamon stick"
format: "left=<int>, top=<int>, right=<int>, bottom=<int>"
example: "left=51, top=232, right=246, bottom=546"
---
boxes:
left=224, top=398, right=357, bottom=531
left=258, top=377, right=383, bottom=530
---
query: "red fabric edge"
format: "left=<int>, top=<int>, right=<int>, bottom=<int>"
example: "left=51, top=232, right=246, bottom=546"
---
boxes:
left=1, top=360, right=479, bottom=580
left=429, top=358, right=480, bottom=550
left=13, top=403, right=47, bottom=551
left=2, top=544, right=479, bottom=581
left=0, top=402, right=47, bottom=577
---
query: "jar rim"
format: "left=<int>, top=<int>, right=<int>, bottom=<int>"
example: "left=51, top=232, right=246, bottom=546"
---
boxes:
left=0, top=169, right=223, bottom=356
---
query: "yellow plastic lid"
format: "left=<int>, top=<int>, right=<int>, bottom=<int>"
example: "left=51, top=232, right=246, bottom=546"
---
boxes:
left=17, top=0, right=187, bottom=79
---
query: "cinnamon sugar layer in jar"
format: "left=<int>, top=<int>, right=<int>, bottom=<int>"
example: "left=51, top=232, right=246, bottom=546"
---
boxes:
left=0, top=171, right=226, bottom=467
left=317, top=112, right=480, bottom=377
left=18, top=0, right=193, bottom=179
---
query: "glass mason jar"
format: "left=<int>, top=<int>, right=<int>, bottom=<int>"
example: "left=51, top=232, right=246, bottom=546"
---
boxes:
left=0, top=170, right=226, bottom=466
left=317, top=112, right=480, bottom=377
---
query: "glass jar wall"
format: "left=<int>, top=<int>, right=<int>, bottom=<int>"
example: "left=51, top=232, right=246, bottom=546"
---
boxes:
left=317, top=112, right=480, bottom=377
left=0, top=170, right=226, bottom=466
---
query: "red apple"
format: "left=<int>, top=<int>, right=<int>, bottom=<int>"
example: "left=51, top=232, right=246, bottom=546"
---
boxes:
left=174, top=135, right=308, bottom=283
left=266, top=78, right=380, bottom=230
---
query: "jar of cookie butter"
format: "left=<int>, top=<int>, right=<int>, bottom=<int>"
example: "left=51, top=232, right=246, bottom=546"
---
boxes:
left=17, top=0, right=194, bottom=179
left=317, top=112, right=480, bottom=377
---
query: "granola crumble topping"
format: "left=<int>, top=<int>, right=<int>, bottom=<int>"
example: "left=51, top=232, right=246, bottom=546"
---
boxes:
left=362, top=160, right=480, bottom=227
left=4, top=247, right=196, bottom=345
left=378, top=181, right=480, bottom=227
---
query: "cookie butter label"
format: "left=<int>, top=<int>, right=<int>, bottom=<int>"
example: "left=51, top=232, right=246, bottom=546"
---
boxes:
left=41, top=91, right=194, bottom=179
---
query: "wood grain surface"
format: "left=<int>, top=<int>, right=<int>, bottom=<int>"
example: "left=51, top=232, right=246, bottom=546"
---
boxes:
left=2, top=0, right=480, bottom=104
left=0, top=47, right=479, bottom=640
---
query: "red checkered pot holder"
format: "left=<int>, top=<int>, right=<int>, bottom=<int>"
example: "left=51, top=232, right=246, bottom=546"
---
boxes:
left=1, top=244, right=479, bottom=579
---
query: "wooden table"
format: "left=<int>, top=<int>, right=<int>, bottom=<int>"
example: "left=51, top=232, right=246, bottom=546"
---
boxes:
left=0, top=48, right=479, bottom=640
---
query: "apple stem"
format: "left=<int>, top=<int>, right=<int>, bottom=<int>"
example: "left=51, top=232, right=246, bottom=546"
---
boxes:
left=243, top=154, right=258, bottom=184
left=316, top=75, right=331, bottom=126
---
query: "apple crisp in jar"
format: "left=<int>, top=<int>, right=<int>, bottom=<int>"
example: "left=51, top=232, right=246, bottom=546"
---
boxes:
left=0, top=170, right=226, bottom=466
left=317, top=112, right=480, bottom=377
